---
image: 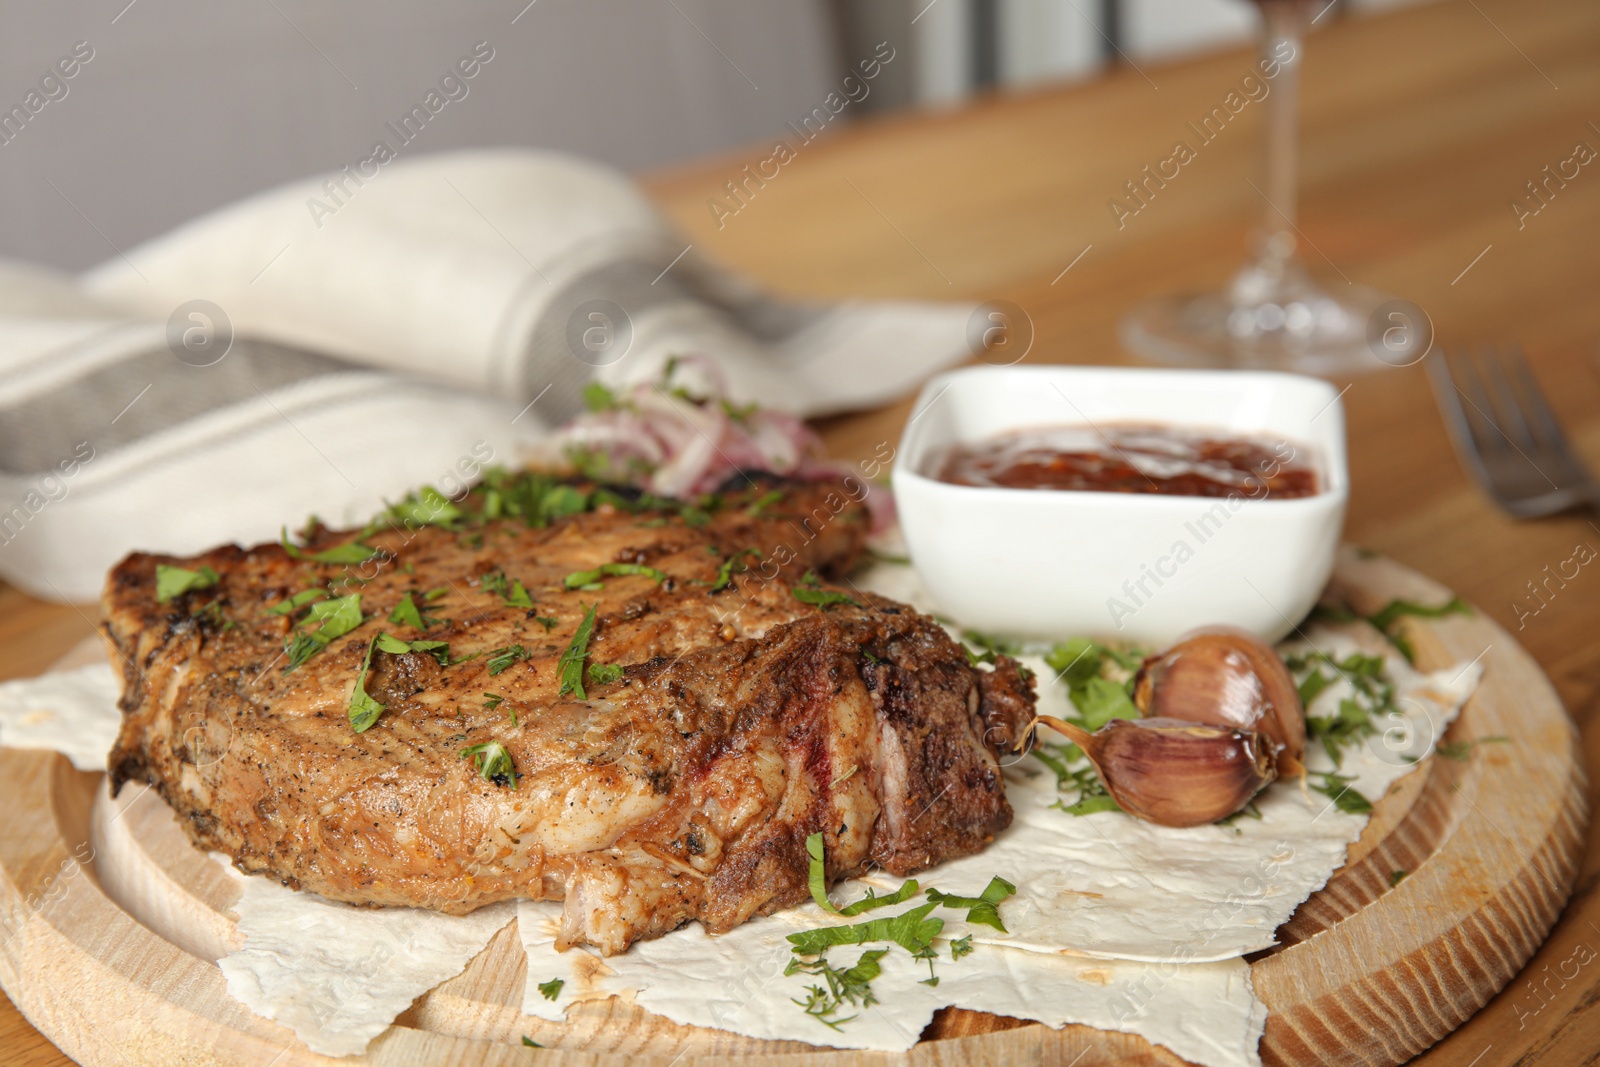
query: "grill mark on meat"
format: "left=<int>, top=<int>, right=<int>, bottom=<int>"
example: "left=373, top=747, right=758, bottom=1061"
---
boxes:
left=103, top=478, right=1035, bottom=954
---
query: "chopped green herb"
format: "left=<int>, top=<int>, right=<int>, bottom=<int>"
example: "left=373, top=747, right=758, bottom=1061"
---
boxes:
left=582, top=381, right=619, bottom=412
left=486, top=644, right=530, bottom=676
left=532, top=615, right=559, bottom=631
left=805, top=832, right=841, bottom=914
left=1061, top=793, right=1122, bottom=816
left=422, top=587, right=448, bottom=601
left=384, top=485, right=462, bottom=529
left=483, top=694, right=503, bottom=711
left=283, top=633, right=321, bottom=670
left=316, top=542, right=380, bottom=564
left=373, top=631, right=452, bottom=666
left=712, top=549, right=760, bottom=591
left=460, top=740, right=517, bottom=788
left=280, top=528, right=382, bottom=565
left=787, top=948, right=885, bottom=1031
left=786, top=901, right=944, bottom=958
left=388, top=593, right=429, bottom=630
left=1032, top=740, right=1123, bottom=816
left=1368, top=596, right=1470, bottom=636
left=865, top=547, right=912, bottom=566
left=913, top=942, right=940, bottom=985
left=1297, top=668, right=1335, bottom=709
left=286, top=593, right=365, bottom=671
left=1072, top=677, right=1139, bottom=730
left=562, top=562, right=668, bottom=590
left=962, top=630, right=1022, bottom=664
left=926, top=877, right=1016, bottom=933
left=1286, top=650, right=1396, bottom=767
left=348, top=635, right=387, bottom=732
left=839, top=882, right=922, bottom=917
left=1390, top=869, right=1408, bottom=886
left=1218, top=800, right=1263, bottom=826
left=587, top=662, right=624, bottom=685
left=1436, top=736, right=1509, bottom=761
left=745, top=489, right=785, bottom=516
left=540, top=485, right=589, bottom=522
left=374, top=632, right=410, bottom=654
left=536, top=976, right=563, bottom=1001
left=1042, top=637, right=1144, bottom=731
left=278, top=470, right=815, bottom=549
left=521, top=1036, right=543, bottom=1048
left=481, top=570, right=537, bottom=608
left=591, top=487, right=631, bottom=512
left=1308, top=604, right=1361, bottom=625
left=721, top=397, right=758, bottom=421
left=1366, top=597, right=1471, bottom=663
left=792, top=570, right=857, bottom=609
left=1310, top=771, right=1373, bottom=814
left=950, top=935, right=974, bottom=960
left=349, top=631, right=457, bottom=732
left=190, top=600, right=234, bottom=631
left=557, top=604, right=598, bottom=698
left=156, top=564, right=219, bottom=603
left=793, top=585, right=857, bottom=608
left=804, top=831, right=922, bottom=916
left=265, top=588, right=323, bottom=616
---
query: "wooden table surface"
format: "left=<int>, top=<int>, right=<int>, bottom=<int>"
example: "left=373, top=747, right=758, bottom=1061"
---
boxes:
left=4, top=0, right=1597, bottom=1062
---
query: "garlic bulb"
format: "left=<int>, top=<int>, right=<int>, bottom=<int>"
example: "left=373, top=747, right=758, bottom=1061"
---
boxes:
left=1131, top=626, right=1305, bottom=776
left=1035, top=714, right=1277, bottom=827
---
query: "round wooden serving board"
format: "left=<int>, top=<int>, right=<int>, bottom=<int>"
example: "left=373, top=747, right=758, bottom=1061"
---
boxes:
left=0, top=550, right=1587, bottom=1066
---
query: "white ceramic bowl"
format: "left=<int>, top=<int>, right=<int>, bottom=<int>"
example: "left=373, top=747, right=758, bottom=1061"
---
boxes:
left=891, top=365, right=1348, bottom=645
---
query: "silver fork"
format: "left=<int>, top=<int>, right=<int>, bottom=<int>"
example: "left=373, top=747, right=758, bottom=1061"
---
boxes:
left=1426, top=345, right=1599, bottom=518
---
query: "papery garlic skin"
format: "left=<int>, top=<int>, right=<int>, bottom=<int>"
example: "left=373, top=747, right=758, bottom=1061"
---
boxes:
left=1131, top=626, right=1305, bottom=776
left=1035, top=715, right=1277, bottom=828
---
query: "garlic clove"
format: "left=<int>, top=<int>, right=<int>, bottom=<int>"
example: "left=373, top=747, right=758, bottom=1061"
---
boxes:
left=1033, top=714, right=1277, bottom=828
left=1131, top=625, right=1305, bottom=775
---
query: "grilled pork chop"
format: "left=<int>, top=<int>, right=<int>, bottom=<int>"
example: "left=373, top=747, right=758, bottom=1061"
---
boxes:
left=105, top=473, right=1034, bottom=954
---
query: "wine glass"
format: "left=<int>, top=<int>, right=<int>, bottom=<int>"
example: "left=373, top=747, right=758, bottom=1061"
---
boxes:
left=1120, top=0, right=1418, bottom=376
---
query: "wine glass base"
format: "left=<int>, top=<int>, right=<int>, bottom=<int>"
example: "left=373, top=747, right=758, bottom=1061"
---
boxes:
left=1120, top=284, right=1405, bottom=377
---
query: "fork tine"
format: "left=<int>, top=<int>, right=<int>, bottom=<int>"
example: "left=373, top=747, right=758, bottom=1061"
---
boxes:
left=1445, top=348, right=1510, bottom=459
left=1426, top=348, right=1468, bottom=441
left=1428, top=342, right=1597, bottom=518
left=1425, top=346, right=1464, bottom=426
left=1500, top=344, right=1582, bottom=463
left=1478, top=344, right=1539, bottom=453
left=1429, top=349, right=1498, bottom=490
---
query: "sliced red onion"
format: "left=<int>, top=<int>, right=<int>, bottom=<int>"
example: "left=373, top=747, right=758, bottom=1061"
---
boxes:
left=540, top=354, right=895, bottom=529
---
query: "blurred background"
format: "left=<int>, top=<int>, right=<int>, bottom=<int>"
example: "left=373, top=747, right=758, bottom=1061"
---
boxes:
left=5, top=0, right=1430, bottom=271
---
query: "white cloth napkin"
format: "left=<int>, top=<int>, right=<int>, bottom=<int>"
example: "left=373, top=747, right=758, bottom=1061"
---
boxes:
left=0, top=149, right=975, bottom=602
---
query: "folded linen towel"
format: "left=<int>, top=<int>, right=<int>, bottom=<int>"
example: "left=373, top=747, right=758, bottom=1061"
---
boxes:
left=0, top=149, right=975, bottom=602
left=85, top=148, right=972, bottom=424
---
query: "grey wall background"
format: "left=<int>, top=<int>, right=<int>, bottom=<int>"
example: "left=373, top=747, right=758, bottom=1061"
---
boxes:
left=0, top=0, right=843, bottom=271
left=0, top=0, right=1434, bottom=273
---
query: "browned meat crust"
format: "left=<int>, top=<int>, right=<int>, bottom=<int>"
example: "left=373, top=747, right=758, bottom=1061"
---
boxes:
left=104, top=475, right=1034, bottom=954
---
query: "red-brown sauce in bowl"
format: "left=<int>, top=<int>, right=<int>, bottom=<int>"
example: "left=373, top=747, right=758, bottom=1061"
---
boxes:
left=933, top=424, right=1320, bottom=499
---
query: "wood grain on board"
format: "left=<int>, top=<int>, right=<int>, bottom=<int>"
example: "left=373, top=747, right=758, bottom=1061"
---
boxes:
left=0, top=551, right=1584, bottom=1065
left=5, top=0, right=1600, bottom=1062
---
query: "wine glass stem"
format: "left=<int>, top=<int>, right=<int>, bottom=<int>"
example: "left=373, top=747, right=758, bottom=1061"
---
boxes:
left=1260, top=1, right=1310, bottom=244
